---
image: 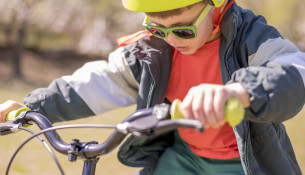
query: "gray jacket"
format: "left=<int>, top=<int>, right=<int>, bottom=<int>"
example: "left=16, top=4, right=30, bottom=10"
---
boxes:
left=25, top=2, right=305, bottom=175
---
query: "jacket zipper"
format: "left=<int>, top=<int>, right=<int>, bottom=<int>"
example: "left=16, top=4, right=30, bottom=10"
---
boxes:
left=147, top=83, right=155, bottom=108
left=224, top=14, right=253, bottom=175
left=233, top=124, right=253, bottom=175
left=243, top=122, right=253, bottom=175
left=146, top=59, right=157, bottom=108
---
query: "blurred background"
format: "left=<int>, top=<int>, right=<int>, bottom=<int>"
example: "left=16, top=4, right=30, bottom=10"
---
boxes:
left=0, top=0, right=304, bottom=174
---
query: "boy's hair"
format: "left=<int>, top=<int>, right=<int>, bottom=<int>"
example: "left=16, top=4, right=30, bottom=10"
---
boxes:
left=145, top=1, right=206, bottom=19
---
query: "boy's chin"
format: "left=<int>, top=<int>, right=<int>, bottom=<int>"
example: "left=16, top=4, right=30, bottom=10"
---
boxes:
left=180, top=49, right=196, bottom=55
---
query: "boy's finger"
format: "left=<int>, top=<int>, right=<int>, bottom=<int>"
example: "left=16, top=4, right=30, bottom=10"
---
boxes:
left=213, top=89, right=227, bottom=124
left=0, top=100, right=26, bottom=123
left=181, top=89, right=195, bottom=120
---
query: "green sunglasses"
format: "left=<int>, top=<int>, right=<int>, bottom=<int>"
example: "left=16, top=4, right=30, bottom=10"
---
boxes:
left=143, top=4, right=212, bottom=40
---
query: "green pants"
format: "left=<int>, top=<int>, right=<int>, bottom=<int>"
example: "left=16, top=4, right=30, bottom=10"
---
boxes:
left=153, top=131, right=245, bottom=175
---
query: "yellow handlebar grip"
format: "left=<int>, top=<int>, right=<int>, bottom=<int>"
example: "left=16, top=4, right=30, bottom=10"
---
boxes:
left=170, top=99, right=184, bottom=120
left=225, top=97, right=245, bottom=126
left=171, top=97, right=245, bottom=126
left=6, top=107, right=31, bottom=122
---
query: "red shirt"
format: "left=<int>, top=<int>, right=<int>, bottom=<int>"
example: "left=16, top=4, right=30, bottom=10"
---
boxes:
left=166, top=38, right=240, bottom=159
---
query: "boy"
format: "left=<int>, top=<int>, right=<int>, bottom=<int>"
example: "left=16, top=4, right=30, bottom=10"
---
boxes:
left=1, top=0, right=305, bottom=174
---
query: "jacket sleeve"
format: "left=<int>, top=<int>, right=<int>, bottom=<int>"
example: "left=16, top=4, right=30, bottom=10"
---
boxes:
left=231, top=37, right=305, bottom=123
left=231, top=60, right=305, bottom=123
left=24, top=47, right=139, bottom=123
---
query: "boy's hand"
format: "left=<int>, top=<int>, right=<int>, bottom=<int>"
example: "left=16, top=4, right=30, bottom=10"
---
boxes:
left=180, top=83, right=250, bottom=128
left=0, top=100, right=26, bottom=123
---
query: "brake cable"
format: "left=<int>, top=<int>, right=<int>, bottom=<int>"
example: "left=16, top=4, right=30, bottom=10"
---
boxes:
left=6, top=126, right=65, bottom=175
left=6, top=124, right=116, bottom=175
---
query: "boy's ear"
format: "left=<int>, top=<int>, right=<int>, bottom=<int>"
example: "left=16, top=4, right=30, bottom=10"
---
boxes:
left=208, top=0, right=226, bottom=8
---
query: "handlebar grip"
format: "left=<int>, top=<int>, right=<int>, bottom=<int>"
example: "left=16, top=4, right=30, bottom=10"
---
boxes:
left=170, top=100, right=184, bottom=120
left=224, top=98, right=245, bottom=126
left=170, top=97, right=245, bottom=127
left=6, top=107, right=31, bottom=122
left=6, top=107, right=31, bottom=127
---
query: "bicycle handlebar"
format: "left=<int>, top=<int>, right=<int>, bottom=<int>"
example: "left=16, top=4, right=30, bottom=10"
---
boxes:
left=0, top=98, right=244, bottom=160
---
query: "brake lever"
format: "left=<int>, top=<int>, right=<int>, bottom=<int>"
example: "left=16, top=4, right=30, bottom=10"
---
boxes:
left=119, top=115, right=159, bottom=137
left=116, top=103, right=204, bottom=138
left=0, top=120, right=16, bottom=135
left=117, top=103, right=170, bottom=137
left=153, top=119, right=203, bottom=136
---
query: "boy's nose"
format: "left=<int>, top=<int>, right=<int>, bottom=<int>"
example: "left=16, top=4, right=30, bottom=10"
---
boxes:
left=165, top=33, right=180, bottom=46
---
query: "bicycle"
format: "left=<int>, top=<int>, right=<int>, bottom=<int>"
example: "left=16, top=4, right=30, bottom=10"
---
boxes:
left=0, top=98, right=244, bottom=175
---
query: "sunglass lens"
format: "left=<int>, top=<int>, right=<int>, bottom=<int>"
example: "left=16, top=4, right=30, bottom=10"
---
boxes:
left=173, top=29, right=195, bottom=39
left=147, top=27, right=166, bottom=38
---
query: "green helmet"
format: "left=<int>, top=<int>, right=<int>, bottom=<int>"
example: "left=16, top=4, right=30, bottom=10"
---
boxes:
left=122, top=0, right=225, bottom=12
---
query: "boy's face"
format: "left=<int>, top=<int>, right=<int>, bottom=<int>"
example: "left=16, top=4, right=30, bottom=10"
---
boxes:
left=149, top=3, right=214, bottom=55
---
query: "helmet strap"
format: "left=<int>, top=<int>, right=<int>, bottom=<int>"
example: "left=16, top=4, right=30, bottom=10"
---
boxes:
left=211, top=0, right=235, bottom=34
left=207, top=0, right=214, bottom=6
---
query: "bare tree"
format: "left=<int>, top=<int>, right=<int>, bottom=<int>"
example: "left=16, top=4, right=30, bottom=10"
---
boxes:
left=11, top=0, right=40, bottom=78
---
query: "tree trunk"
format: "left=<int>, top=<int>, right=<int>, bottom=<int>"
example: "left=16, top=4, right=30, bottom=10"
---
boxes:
left=12, top=0, right=39, bottom=78
left=13, top=19, right=27, bottom=78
